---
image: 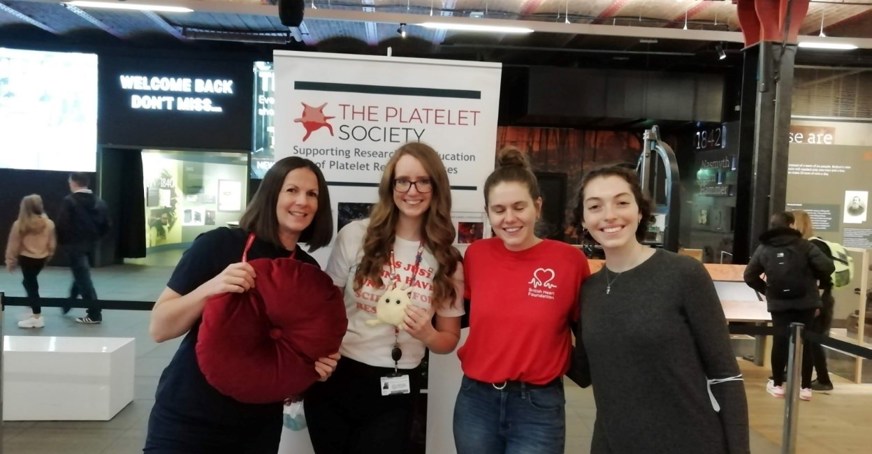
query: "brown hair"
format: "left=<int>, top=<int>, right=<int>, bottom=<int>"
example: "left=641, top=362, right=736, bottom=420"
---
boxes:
left=577, top=165, right=653, bottom=242
left=791, top=210, right=813, bottom=239
left=239, top=156, right=333, bottom=251
left=483, top=146, right=540, bottom=208
left=17, top=194, right=48, bottom=236
left=354, top=142, right=460, bottom=309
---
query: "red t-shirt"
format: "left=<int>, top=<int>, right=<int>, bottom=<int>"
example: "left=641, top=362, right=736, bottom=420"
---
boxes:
left=458, top=238, right=590, bottom=384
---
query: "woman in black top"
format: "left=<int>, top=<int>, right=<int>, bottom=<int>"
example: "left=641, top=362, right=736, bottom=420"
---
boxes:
left=144, top=157, right=338, bottom=453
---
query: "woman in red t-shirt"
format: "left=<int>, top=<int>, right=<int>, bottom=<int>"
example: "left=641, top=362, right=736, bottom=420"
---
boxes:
left=454, top=147, right=590, bottom=454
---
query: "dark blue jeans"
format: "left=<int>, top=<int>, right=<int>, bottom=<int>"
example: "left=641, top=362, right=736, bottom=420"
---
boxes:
left=453, top=376, right=566, bottom=454
left=66, top=247, right=100, bottom=320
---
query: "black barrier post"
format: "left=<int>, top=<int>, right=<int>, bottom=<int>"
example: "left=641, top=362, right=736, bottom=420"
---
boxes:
left=1, top=291, right=5, bottom=449
left=782, top=322, right=804, bottom=454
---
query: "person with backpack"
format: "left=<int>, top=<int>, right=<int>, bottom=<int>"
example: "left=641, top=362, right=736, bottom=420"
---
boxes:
left=792, top=210, right=846, bottom=391
left=744, top=211, right=834, bottom=401
left=56, top=172, right=110, bottom=324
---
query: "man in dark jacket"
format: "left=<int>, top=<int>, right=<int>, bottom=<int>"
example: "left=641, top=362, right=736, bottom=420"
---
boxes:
left=56, top=172, right=109, bottom=324
left=744, top=211, right=834, bottom=401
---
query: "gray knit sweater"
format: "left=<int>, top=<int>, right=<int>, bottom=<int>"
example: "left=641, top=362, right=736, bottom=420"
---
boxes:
left=579, top=249, right=749, bottom=453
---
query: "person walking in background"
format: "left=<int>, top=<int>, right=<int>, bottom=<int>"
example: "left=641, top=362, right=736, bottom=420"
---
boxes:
left=453, top=147, right=590, bottom=454
left=744, top=211, right=834, bottom=401
left=305, top=142, right=464, bottom=454
left=55, top=172, right=109, bottom=324
left=576, top=165, right=748, bottom=453
left=144, top=157, right=339, bottom=453
left=791, top=210, right=836, bottom=391
left=5, top=194, right=56, bottom=329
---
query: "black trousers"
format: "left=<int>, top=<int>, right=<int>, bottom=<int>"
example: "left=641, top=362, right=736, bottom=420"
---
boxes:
left=304, top=356, right=422, bottom=454
left=770, top=308, right=817, bottom=388
left=18, top=255, right=46, bottom=315
left=804, top=291, right=835, bottom=384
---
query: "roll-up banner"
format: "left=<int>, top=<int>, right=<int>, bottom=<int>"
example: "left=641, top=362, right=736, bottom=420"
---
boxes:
left=273, top=50, right=501, bottom=454
left=273, top=51, right=501, bottom=255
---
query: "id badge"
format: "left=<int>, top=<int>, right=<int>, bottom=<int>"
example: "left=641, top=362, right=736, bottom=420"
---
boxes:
left=380, top=374, right=411, bottom=396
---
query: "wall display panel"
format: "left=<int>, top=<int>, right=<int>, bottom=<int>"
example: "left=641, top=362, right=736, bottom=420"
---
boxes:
left=100, top=57, right=253, bottom=150
left=141, top=149, right=248, bottom=249
left=787, top=143, right=872, bottom=248
left=0, top=47, right=97, bottom=171
left=252, top=61, right=275, bottom=179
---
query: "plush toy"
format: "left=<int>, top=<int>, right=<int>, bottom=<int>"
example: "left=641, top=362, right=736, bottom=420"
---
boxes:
left=366, top=284, right=412, bottom=328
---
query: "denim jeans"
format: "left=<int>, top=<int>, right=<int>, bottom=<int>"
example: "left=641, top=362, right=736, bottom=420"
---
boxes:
left=66, top=248, right=100, bottom=320
left=453, top=375, right=565, bottom=454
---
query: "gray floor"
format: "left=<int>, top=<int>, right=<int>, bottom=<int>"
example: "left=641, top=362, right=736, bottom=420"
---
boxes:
left=1, top=263, right=177, bottom=454
left=0, top=261, right=860, bottom=453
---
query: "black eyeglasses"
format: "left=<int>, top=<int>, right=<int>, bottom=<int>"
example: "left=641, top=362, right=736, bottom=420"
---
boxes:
left=393, top=178, right=433, bottom=193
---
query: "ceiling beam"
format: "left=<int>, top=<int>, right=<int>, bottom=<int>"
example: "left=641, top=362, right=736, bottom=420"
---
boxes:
left=296, top=21, right=315, bottom=46
left=668, top=0, right=713, bottom=29
left=64, top=5, right=125, bottom=39
left=592, top=0, right=632, bottom=25
left=362, top=0, right=378, bottom=46
left=18, top=0, right=872, bottom=49
left=0, top=1, right=58, bottom=34
left=431, top=0, right=456, bottom=45
left=519, top=0, right=546, bottom=17
left=142, top=10, right=185, bottom=40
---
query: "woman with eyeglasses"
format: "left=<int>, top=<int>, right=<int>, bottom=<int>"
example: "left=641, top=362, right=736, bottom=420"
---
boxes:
left=305, top=142, right=464, bottom=454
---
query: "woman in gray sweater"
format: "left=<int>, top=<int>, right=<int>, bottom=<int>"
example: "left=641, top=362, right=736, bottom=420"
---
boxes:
left=574, top=165, right=749, bottom=453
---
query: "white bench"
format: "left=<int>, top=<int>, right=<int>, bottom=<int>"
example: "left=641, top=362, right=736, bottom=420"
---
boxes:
left=3, top=336, right=135, bottom=421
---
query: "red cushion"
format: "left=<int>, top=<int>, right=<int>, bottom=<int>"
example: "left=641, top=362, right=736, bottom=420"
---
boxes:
left=196, top=257, right=347, bottom=404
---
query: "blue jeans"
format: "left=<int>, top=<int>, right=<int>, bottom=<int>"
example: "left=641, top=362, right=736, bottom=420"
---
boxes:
left=66, top=248, right=100, bottom=320
left=453, top=376, right=565, bottom=454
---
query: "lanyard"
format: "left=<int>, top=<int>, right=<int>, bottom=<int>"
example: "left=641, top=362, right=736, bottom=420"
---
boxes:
left=387, top=242, right=424, bottom=372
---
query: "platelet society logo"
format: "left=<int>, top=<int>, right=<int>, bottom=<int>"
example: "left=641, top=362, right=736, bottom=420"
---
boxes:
left=294, top=102, right=335, bottom=141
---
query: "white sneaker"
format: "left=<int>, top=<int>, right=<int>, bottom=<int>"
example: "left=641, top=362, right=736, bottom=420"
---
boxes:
left=800, top=388, right=813, bottom=401
left=766, top=380, right=785, bottom=398
left=18, top=316, right=45, bottom=329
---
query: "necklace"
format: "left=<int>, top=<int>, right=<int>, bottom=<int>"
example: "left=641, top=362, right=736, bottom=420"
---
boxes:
left=605, top=269, right=622, bottom=295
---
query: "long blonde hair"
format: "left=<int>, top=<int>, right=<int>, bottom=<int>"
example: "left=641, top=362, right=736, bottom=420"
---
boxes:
left=791, top=210, right=814, bottom=239
left=17, top=194, right=48, bottom=236
left=353, top=142, right=461, bottom=309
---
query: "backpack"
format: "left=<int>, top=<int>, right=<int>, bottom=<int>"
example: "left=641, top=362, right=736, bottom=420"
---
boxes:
left=764, top=245, right=808, bottom=300
left=811, top=237, right=854, bottom=288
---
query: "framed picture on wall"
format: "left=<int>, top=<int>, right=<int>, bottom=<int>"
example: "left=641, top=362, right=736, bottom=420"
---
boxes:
left=218, top=180, right=242, bottom=212
left=146, top=187, right=160, bottom=207
left=452, top=211, right=489, bottom=244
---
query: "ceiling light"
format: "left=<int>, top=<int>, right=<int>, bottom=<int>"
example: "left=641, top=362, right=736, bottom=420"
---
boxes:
left=418, top=22, right=533, bottom=34
left=66, top=1, right=193, bottom=13
left=798, top=41, right=858, bottom=50
left=716, top=45, right=726, bottom=60
left=181, top=28, right=290, bottom=44
left=397, top=23, right=407, bottom=38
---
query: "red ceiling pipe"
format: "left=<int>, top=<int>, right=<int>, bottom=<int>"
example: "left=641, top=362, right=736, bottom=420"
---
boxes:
left=736, top=0, right=809, bottom=47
